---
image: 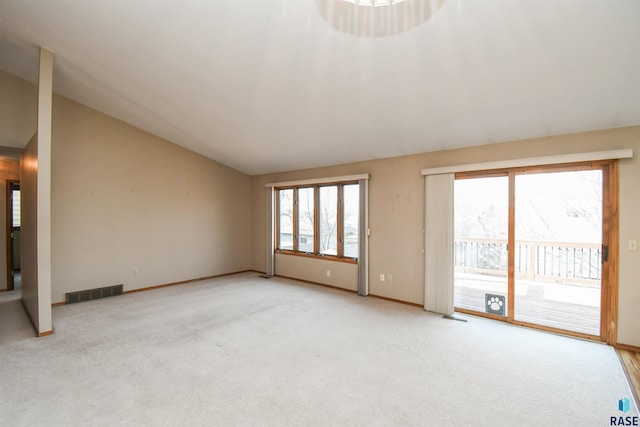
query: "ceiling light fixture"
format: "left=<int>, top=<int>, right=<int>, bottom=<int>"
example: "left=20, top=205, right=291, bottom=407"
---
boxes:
left=318, top=0, right=444, bottom=37
left=344, top=0, right=407, bottom=6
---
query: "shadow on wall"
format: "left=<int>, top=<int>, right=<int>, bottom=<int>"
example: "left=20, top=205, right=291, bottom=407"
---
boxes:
left=0, top=147, right=24, bottom=160
left=317, top=0, right=446, bottom=37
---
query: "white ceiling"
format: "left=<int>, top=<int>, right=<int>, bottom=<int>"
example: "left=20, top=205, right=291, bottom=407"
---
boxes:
left=0, top=0, right=638, bottom=175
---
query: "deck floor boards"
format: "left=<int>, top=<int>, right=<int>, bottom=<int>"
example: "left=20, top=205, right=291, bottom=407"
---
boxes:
left=455, top=273, right=600, bottom=336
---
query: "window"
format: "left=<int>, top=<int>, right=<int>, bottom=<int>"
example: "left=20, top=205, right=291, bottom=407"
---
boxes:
left=343, top=184, right=359, bottom=258
left=319, top=186, right=338, bottom=255
left=297, top=187, right=314, bottom=253
left=278, top=189, right=293, bottom=250
left=276, top=182, right=359, bottom=261
left=12, top=189, right=21, bottom=228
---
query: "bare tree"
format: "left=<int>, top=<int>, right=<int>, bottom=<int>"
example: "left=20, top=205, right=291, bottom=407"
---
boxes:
left=319, top=188, right=337, bottom=253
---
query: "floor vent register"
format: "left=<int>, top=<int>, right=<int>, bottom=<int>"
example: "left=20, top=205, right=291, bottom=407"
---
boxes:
left=65, top=284, right=124, bottom=304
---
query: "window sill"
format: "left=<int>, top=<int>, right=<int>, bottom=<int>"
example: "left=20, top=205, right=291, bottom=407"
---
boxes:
left=275, top=250, right=358, bottom=265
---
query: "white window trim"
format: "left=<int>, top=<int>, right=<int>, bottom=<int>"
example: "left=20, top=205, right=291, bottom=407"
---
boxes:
left=265, top=174, right=369, bottom=188
left=421, top=149, right=633, bottom=176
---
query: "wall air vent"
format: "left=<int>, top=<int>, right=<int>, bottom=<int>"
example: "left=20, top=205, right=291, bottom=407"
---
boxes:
left=65, top=284, right=124, bottom=304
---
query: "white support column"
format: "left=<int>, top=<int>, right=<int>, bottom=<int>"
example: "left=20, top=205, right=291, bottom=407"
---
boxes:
left=37, top=47, right=53, bottom=334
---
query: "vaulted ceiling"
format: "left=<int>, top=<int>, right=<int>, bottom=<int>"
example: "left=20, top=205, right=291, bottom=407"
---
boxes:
left=1, top=0, right=638, bottom=175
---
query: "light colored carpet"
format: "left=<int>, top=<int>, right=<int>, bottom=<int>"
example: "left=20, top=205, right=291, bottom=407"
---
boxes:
left=0, top=289, right=36, bottom=344
left=0, top=272, right=637, bottom=426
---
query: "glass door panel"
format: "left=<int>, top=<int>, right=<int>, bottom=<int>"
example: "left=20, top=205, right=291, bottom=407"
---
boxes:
left=454, top=176, right=509, bottom=316
left=514, top=170, right=602, bottom=335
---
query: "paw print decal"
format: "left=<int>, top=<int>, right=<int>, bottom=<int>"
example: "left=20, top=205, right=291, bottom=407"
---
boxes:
left=485, top=294, right=505, bottom=315
left=487, top=296, right=503, bottom=311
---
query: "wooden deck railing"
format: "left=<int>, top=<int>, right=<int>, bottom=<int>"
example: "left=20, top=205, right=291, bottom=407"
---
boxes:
left=454, top=237, right=601, bottom=286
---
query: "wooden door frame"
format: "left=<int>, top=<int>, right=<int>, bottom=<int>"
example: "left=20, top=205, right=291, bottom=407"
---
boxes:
left=605, top=160, right=619, bottom=345
left=454, top=160, right=618, bottom=344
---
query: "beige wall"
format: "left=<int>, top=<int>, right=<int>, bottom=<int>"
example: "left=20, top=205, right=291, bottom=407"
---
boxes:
left=0, top=69, right=37, bottom=148
left=3, top=69, right=253, bottom=307
left=18, top=49, right=54, bottom=336
left=21, top=133, right=39, bottom=329
left=251, top=126, right=640, bottom=347
left=50, top=95, right=252, bottom=304
left=0, top=160, right=21, bottom=290
left=275, top=254, right=358, bottom=292
left=0, top=69, right=34, bottom=290
left=618, top=146, right=640, bottom=347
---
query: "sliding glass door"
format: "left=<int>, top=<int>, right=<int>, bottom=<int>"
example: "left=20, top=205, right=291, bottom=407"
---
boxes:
left=453, top=163, right=609, bottom=340
left=514, top=170, right=603, bottom=335
left=454, top=176, right=509, bottom=317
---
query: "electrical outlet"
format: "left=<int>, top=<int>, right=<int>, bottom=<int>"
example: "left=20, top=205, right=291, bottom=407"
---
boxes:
left=388, top=274, right=393, bottom=282
left=326, top=270, right=331, bottom=277
left=380, top=274, right=385, bottom=282
left=629, top=240, right=638, bottom=251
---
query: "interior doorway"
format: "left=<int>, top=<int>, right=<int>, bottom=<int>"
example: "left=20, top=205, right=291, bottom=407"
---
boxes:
left=453, top=162, right=614, bottom=341
left=6, top=180, right=21, bottom=291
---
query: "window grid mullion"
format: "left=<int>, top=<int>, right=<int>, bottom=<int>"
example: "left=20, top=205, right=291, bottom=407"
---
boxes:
left=275, top=190, right=281, bottom=251
left=293, top=188, right=299, bottom=253
left=313, top=186, right=320, bottom=254
left=338, top=184, right=344, bottom=258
